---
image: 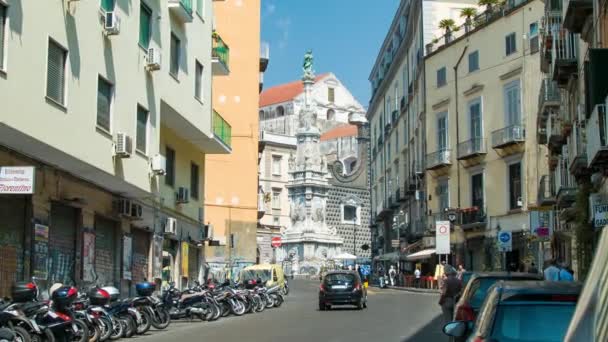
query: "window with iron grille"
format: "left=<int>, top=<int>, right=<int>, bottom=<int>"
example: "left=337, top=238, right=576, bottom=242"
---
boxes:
left=97, top=77, right=113, bottom=131
left=509, top=162, right=522, bottom=209
left=46, top=39, right=67, bottom=105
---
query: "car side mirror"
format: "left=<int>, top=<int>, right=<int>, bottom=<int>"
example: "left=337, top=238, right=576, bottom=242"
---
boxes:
left=443, top=321, right=467, bottom=338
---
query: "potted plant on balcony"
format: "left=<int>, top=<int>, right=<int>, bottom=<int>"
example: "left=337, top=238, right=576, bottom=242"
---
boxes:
left=479, top=0, right=498, bottom=19
left=439, top=19, right=456, bottom=44
left=561, top=120, right=573, bottom=138
left=460, top=8, right=478, bottom=33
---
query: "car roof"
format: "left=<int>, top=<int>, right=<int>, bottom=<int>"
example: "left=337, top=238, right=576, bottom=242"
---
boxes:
left=325, top=270, right=358, bottom=276
left=470, top=272, right=543, bottom=280
left=497, top=280, right=582, bottom=293
left=243, top=264, right=279, bottom=270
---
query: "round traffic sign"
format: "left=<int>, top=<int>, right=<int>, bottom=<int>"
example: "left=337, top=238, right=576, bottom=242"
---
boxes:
left=271, top=236, right=282, bottom=248
left=499, top=232, right=511, bottom=243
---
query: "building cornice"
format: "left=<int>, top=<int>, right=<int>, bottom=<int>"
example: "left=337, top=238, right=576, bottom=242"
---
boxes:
left=463, top=83, right=484, bottom=97
left=431, top=97, right=450, bottom=111
left=499, top=66, right=523, bottom=81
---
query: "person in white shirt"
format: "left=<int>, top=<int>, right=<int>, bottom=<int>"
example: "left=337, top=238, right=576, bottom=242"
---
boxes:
left=388, top=265, right=396, bottom=286
left=414, top=268, right=421, bottom=288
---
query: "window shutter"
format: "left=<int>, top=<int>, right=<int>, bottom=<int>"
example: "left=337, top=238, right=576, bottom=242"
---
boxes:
left=97, top=78, right=112, bottom=130
left=0, top=5, right=5, bottom=70
left=136, top=106, right=148, bottom=152
left=195, top=62, right=202, bottom=99
left=101, top=0, right=115, bottom=11
left=139, top=4, right=151, bottom=48
left=47, top=41, right=66, bottom=104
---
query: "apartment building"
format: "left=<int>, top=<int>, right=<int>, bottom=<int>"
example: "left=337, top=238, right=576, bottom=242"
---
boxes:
left=0, top=0, right=228, bottom=296
left=368, top=0, right=477, bottom=270
left=424, top=0, right=546, bottom=271
left=535, top=0, right=608, bottom=278
left=204, top=0, right=261, bottom=278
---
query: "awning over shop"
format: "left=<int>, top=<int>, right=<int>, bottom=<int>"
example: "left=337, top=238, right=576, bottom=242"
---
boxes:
left=374, top=252, right=401, bottom=262
left=406, top=248, right=436, bottom=261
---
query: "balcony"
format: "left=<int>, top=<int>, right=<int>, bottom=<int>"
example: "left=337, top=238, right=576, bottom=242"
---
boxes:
left=458, top=207, right=486, bottom=230
left=547, top=115, right=566, bottom=154
left=457, top=138, right=487, bottom=166
left=213, top=110, right=232, bottom=150
left=545, top=12, right=579, bottom=86
left=537, top=79, right=561, bottom=144
left=538, top=175, right=556, bottom=207
left=586, top=103, right=608, bottom=170
left=425, top=149, right=452, bottom=172
left=404, top=177, right=420, bottom=195
left=491, top=125, right=525, bottom=154
left=563, top=0, right=593, bottom=34
left=391, top=110, right=399, bottom=124
left=555, top=159, right=577, bottom=209
left=258, top=191, right=266, bottom=219
left=569, top=124, right=588, bottom=178
left=212, top=31, right=230, bottom=76
left=168, top=0, right=193, bottom=23
left=260, top=41, right=269, bottom=72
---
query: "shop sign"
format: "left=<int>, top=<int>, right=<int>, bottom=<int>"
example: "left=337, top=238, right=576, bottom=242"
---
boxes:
left=436, top=221, right=450, bottom=254
left=181, top=242, right=189, bottom=276
left=593, top=204, right=608, bottom=228
left=0, top=166, right=35, bottom=194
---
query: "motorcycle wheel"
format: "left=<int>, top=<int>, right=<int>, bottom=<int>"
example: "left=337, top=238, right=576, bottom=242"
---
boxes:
left=255, top=296, right=265, bottom=313
left=96, top=316, right=112, bottom=342
left=87, top=324, right=100, bottom=342
left=265, top=295, right=275, bottom=308
left=220, top=302, right=231, bottom=317
left=71, top=319, right=89, bottom=342
left=12, top=326, right=32, bottom=342
left=135, top=310, right=151, bottom=335
left=29, top=328, right=55, bottom=342
left=274, top=294, right=284, bottom=307
left=108, top=317, right=123, bottom=341
left=230, top=300, right=246, bottom=316
left=210, top=303, right=221, bottom=321
left=119, top=316, right=135, bottom=338
left=149, top=307, right=170, bottom=330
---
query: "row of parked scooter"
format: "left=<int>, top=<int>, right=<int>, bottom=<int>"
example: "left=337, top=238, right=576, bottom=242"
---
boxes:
left=0, top=276, right=288, bottom=342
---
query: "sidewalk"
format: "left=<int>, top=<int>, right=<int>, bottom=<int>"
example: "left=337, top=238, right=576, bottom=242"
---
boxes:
left=372, top=285, right=440, bottom=294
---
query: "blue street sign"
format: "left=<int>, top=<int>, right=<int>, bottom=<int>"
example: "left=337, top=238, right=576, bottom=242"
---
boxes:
left=498, top=231, right=512, bottom=252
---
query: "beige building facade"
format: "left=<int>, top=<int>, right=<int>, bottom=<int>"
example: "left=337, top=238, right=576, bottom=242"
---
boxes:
left=424, top=0, right=547, bottom=271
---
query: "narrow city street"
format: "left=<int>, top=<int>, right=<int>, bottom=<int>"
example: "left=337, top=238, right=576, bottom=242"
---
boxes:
left=137, top=280, right=444, bottom=342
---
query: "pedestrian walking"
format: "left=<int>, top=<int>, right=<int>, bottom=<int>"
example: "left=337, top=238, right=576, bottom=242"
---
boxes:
left=527, top=262, right=538, bottom=274
left=435, top=260, right=446, bottom=289
left=414, top=267, right=421, bottom=288
left=456, top=264, right=465, bottom=281
left=543, top=259, right=560, bottom=281
left=439, top=266, right=462, bottom=325
left=388, top=265, right=396, bottom=286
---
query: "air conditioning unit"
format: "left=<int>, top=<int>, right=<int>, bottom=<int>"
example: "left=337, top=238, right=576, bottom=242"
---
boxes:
left=116, top=198, right=132, bottom=216
left=130, top=203, right=143, bottom=220
left=114, top=133, right=132, bottom=158
left=146, top=48, right=161, bottom=71
left=164, top=217, right=177, bottom=235
left=103, top=11, right=120, bottom=35
left=150, top=154, right=166, bottom=175
left=176, top=187, right=189, bottom=204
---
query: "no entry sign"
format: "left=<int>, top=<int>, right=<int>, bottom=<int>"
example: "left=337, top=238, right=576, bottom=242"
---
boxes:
left=271, top=236, right=282, bottom=248
left=436, top=221, right=450, bottom=255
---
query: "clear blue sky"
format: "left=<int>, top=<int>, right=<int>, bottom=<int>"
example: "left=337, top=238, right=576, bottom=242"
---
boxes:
left=261, top=0, right=399, bottom=108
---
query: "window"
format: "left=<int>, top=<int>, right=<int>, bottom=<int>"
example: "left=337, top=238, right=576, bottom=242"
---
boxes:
left=170, top=33, right=180, bottom=77
left=504, top=80, right=521, bottom=126
left=273, top=216, right=280, bottom=226
left=468, top=51, right=479, bottom=73
left=343, top=205, right=358, bottom=223
left=436, top=67, right=446, bottom=87
left=272, top=189, right=281, bottom=208
left=190, top=163, right=199, bottom=199
left=196, top=0, right=204, bottom=18
left=471, top=173, right=484, bottom=209
left=46, top=39, right=67, bottom=105
left=139, top=2, right=152, bottom=49
left=165, top=147, right=175, bottom=187
left=328, top=87, right=335, bottom=103
left=272, top=155, right=281, bottom=175
left=438, top=179, right=449, bottom=212
left=529, top=22, right=539, bottom=54
left=327, top=109, right=335, bottom=121
left=0, top=3, right=7, bottom=71
left=97, top=77, right=113, bottom=131
left=195, top=60, right=203, bottom=100
left=276, top=106, right=285, bottom=117
left=509, top=162, right=522, bottom=209
left=469, top=98, right=482, bottom=140
left=505, top=33, right=517, bottom=56
left=437, top=112, right=448, bottom=150
left=136, top=106, right=148, bottom=153
left=101, top=0, right=115, bottom=11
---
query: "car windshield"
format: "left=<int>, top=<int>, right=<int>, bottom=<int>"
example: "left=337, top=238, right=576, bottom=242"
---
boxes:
left=490, top=304, right=576, bottom=342
left=240, top=269, right=271, bottom=282
left=325, top=273, right=356, bottom=285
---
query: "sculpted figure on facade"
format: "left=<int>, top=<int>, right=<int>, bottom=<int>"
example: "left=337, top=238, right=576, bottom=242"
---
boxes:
left=288, top=152, right=295, bottom=171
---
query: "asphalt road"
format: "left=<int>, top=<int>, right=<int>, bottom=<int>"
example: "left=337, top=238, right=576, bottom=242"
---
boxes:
left=137, top=280, right=446, bottom=342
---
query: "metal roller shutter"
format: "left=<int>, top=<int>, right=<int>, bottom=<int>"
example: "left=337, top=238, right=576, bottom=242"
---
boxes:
left=0, top=197, right=26, bottom=297
left=95, top=216, right=118, bottom=287
left=49, top=203, right=77, bottom=285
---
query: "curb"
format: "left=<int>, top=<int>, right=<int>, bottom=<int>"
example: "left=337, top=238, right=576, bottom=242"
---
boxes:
left=372, top=285, right=440, bottom=294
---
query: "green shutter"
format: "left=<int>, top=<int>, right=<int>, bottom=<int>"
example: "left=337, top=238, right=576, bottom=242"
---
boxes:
left=0, top=5, right=5, bottom=70
left=136, top=106, right=148, bottom=152
left=46, top=41, right=66, bottom=104
left=97, top=78, right=112, bottom=131
left=139, top=4, right=151, bottom=48
left=101, top=0, right=115, bottom=11
left=196, top=0, right=203, bottom=17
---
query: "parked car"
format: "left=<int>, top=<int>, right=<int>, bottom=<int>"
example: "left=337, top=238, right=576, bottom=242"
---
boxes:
left=444, top=281, right=581, bottom=342
left=240, top=264, right=286, bottom=290
left=454, top=272, right=542, bottom=323
left=460, top=271, right=475, bottom=289
left=318, top=271, right=367, bottom=310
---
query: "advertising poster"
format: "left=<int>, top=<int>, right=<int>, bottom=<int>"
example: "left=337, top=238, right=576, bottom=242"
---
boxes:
left=123, top=235, right=133, bottom=280
left=181, top=242, right=189, bottom=276
left=82, top=231, right=96, bottom=282
left=153, top=235, right=163, bottom=279
left=32, top=224, right=49, bottom=280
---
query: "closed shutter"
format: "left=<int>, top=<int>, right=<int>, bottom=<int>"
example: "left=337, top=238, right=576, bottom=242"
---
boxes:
left=95, top=216, right=118, bottom=287
left=46, top=40, right=66, bottom=104
left=97, top=77, right=112, bottom=131
left=101, top=0, right=115, bottom=11
left=188, top=246, right=198, bottom=281
left=132, top=229, right=150, bottom=283
left=0, top=197, right=26, bottom=298
left=49, top=204, right=77, bottom=285
left=0, top=5, right=6, bottom=70
left=139, top=4, right=151, bottom=48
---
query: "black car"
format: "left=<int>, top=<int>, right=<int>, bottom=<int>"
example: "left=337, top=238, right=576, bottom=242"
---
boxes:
left=444, top=281, right=582, bottom=342
left=318, top=271, right=367, bottom=310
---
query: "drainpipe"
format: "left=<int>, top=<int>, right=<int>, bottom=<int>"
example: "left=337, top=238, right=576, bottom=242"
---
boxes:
left=454, top=46, right=468, bottom=209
